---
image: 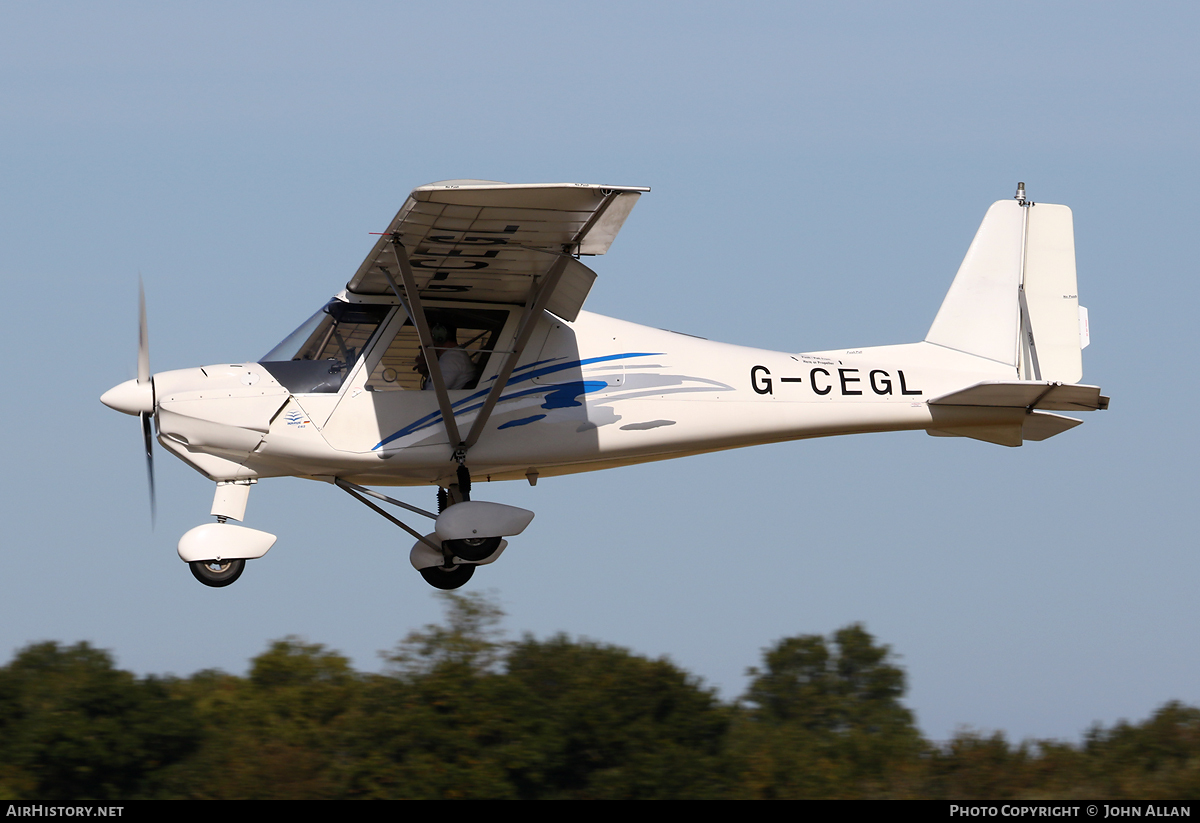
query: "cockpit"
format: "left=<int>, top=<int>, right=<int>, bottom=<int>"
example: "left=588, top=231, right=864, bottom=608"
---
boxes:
left=259, top=298, right=509, bottom=394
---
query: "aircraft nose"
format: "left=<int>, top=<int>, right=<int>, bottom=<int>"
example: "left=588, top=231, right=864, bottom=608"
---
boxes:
left=101, top=378, right=154, bottom=416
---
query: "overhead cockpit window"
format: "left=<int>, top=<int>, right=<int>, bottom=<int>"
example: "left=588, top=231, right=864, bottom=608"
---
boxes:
left=260, top=300, right=391, bottom=393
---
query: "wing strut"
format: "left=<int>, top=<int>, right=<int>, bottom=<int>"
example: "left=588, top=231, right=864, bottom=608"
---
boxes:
left=335, top=478, right=443, bottom=552
left=456, top=188, right=628, bottom=451
left=380, top=188, right=623, bottom=464
left=382, top=236, right=463, bottom=452
left=461, top=253, right=569, bottom=451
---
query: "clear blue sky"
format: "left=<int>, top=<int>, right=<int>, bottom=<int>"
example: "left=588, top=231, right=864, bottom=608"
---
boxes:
left=2, top=2, right=1197, bottom=743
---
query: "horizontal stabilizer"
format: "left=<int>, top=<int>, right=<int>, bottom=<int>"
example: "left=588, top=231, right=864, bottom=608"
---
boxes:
left=928, top=409, right=1082, bottom=446
left=930, top=381, right=1109, bottom=412
left=927, top=379, right=1104, bottom=447
left=1021, top=410, right=1083, bottom=441
left=928, top=424, right=1023, bottom=447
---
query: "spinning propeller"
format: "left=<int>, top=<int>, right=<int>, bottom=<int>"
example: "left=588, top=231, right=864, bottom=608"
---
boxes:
left=100, top=280, right=157, bottom=524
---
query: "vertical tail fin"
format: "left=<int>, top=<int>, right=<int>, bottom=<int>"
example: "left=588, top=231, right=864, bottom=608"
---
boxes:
left=925, top=199, right=1024, bottom=366
left=925, top=191, right=1085, bottom=383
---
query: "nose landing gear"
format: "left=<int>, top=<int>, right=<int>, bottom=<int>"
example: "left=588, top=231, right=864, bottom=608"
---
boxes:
left=177, top=481, right=275, bottom=588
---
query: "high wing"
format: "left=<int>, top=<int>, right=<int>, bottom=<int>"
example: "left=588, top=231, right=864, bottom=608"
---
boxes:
left=346, top=180, right=648, bottom=321
left=345, top=180, right=648, bottom=459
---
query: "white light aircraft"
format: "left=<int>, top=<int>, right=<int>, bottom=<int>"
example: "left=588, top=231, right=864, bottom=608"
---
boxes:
left=102, top=180, right=1107, bottom=589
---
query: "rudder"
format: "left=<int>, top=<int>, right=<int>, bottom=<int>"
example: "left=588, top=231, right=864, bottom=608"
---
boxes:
left=1020, top=202, right=1083, bottom=383
left=925, top=190, right=1087, bottom=383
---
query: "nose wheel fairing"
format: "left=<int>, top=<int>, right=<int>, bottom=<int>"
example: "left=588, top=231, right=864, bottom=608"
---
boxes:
left=177, top=523, right=277, bottom=564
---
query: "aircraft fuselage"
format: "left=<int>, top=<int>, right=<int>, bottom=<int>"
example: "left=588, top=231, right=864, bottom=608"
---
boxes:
left=151, top=304, right=1017, bottom=489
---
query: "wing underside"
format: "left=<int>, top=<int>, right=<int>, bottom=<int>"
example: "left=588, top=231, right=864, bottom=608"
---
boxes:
left=346, top=181, right=647, bottom=321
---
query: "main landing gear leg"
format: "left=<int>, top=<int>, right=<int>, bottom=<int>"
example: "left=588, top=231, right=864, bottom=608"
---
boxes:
left=445, top=462, right=472, bottom=507
left=336, top=479, right=479, bottom=590
left=457, top=463, right=471, bottom=501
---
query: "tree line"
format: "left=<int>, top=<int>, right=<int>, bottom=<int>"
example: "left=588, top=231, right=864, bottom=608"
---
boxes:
left=1, top=593, right=1196, bottom=800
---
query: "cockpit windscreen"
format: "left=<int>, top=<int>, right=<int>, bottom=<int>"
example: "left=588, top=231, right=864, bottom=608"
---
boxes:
left=260, top=300, right=391, bottom=393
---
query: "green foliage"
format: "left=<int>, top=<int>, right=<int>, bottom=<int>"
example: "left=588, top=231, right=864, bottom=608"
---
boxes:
left=920, top=730, right=1035, bottom=799
left=162, top=638, right=360, bottom=799
left=1079, top=701, right=1200, bottom=798
left=733, top=624, right=923, bottom=798
left=3, top=601, right=1200, bottom=799
left=340, top=595, right=537, bottom=799
left=0, top=642, right=199, bottom=800
left=505, top=634, right=733, bottom=798
left=384, top=591, right=508, bottom=677
left=912, top=704, right=1200, bottom=799
left=344, top=593, right=731, bottom=798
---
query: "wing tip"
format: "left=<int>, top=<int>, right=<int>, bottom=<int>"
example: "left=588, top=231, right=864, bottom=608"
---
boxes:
left=415, top=180, right=650, bottom=193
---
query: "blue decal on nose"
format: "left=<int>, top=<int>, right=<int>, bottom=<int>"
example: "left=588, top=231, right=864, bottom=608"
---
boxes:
left=498, top=414, right=546, bottom=429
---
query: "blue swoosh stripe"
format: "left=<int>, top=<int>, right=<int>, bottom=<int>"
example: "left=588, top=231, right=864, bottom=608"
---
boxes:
left=372, top=352, right=661, bottom=450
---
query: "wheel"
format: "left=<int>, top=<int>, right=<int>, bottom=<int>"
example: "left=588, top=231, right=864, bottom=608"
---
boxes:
left=190, top=559, right=246, bottom=588
left=419, top=563, right=475, bottom=590
left=444, top=536, right=502, bottom=562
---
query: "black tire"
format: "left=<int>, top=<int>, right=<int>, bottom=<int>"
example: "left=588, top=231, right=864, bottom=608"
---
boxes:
left=190, top=559, right=246, bottom=588
left=444, top=536, right=502, bottom=562
left=419, top=563, right=475, bottom=590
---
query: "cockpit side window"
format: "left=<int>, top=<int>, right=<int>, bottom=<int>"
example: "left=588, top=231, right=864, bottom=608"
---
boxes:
left=366, top=308, right=509, bottom=392
left=260, top=300, right=391, bottom=393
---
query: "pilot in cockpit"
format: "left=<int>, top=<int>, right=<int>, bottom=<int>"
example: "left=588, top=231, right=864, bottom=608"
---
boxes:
left=414, top=321, right=477, bottom=391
